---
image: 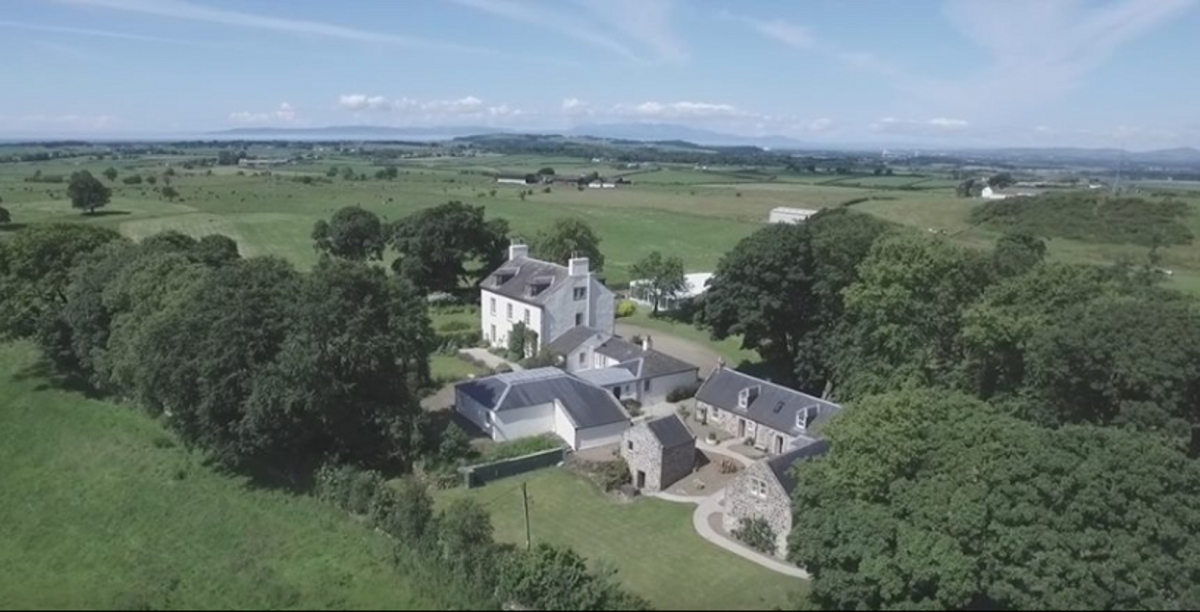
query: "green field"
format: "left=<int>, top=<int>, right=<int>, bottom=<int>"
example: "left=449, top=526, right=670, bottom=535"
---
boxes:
left=0, top=342, right=442, bottom=610
left=435, top=468, right=806, bottom=611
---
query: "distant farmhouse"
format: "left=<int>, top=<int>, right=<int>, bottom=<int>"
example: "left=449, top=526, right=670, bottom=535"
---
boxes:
left=980, top=186, right=1038, bottom=200
left=768, top=206, right=819, bottom=224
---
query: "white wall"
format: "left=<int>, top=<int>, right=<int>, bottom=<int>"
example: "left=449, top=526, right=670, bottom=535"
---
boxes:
left=576, top=420, right=631, bottom=450
left=642, top=370, right=700, bottom=404
left=455, top=388, right=494, bottom=438
left=552, top=401, right=578, bottom=449
left=562, top=332, right=607, bottom=373
left=481, top=289, right=544, bottom=349
left=493, top=403, right=556, bottom=442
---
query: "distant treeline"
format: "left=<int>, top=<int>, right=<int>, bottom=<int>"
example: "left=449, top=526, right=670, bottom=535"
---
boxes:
left=972, top=191, right=1193, bottom=247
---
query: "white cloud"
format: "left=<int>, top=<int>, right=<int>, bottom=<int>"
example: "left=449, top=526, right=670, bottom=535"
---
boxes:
left=333, top=94, right=523, bottom=123
left=928, top=117, right=969, bottom=131
left=619, top=100, right=745, bottom=119
left=806, top=118, right=833, bottom=132
left=229, top=102, right=298, bottom=124
left=449, top=0, right=684, bottom=62
left=561, top=98, right=592, bottom=115
left=336, top=94, right=392, bottom=111
left=743, top=17, right=814, bottom=49
left=870, top=117, right=970, bottom=134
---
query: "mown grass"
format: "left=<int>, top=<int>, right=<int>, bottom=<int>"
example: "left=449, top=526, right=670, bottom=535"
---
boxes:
left=0, top=341, right=443, bottom=611
left=435, top=467, right=806, bottom=611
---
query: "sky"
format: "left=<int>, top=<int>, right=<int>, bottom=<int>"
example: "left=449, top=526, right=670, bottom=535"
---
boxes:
left=1, top=0, right=1198, bottom=149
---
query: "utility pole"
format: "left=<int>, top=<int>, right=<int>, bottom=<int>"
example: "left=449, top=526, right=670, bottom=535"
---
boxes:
left=521, top=482, right=532, bottom=551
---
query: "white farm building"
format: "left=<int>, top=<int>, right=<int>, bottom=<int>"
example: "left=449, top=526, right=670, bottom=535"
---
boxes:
left=768, top=207, right=819, bottom=224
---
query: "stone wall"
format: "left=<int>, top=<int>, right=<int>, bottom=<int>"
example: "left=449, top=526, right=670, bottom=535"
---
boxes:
left=621, top=424, right=666, bottom=491
left=723, top=461, right=793, bottom=557
left=701, top=401, right=796, bottom=455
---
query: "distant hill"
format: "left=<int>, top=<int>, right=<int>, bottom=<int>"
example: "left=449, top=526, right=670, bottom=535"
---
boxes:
left=208, top=125, right=506, bottom=140
left=568, top=123, right=807, bottom=149
left=950, top=146, right=1200, bottom=166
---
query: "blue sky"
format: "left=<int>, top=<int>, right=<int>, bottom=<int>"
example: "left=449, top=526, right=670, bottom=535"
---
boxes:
left=1, top=0, right=1198, bottom=149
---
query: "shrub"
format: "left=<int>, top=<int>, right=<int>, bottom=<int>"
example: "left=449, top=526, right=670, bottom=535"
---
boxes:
left=667, top=383, right=699, bottom=402
left=621, top=399, right=643, bottom=417
left=370, top=478, right=435, bottom=543
left=314, top=463, right=383, bottom=515
left=597, top=458, right=631, bottom=492
left=439, top=319, right=472, bottom=332
left=732, top=517, right=777, bottom=555
left=615, top=299, right=637, bottom=318
left=476, top=435, right=562, bottom=464
left=438, top=422, right=474, bottom=466
left=520, top=351, right=561, bottom=369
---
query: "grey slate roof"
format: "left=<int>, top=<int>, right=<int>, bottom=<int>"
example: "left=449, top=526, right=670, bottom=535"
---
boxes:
left=596, top=336, right=644, bottom=362
left=575, top=366, right=638, bottom=386
left=455, top=368, right=629, bottom=428
left=481, top=256, right=571, bottom=306
left=765, top=439, right=830, bottom=495
left=645, top=414, right=695, bottom=449
left=597, top=337, right=699, bottom=379
left=696, top=368, right=841, bottom=437
left=543, top=326, right=603, bottom=356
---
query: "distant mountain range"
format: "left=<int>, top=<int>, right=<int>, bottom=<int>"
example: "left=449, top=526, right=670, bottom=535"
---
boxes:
left=205, top=124, right=1200, bottom=164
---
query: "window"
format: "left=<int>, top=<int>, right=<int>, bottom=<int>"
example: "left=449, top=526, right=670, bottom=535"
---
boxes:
left=627, top=441, right=634, bottom=451
left=750, top=478, right=768, bottom=500
left=594, top=353, right=604, bottom=368
left=490, top=324, right=496, bottom=342
left=643, top=379, right=651, bottom=392
left=574, top=287, right=586, bottom=301
left=507, top=303, right=513, bottom=321
left=490, top=297, right=496, bottom=315
left=575, top=312, right=583, bottom=326
left=578, top=352, right=586, bottom=366
left=738, top=388, right=749, bottom=409
left=524, top=309, right=531, bottom=325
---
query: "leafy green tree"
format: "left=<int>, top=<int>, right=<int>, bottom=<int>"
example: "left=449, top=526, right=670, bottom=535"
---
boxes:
left=326, top=166, right=339, bottom=178
left=437, top=499, right=498, bottom=586
left=122, top=175, right=142, bottom=185
left=195, top=234, right=240, bottom=266
left=437, top=423, right=473, bottom=467
left=988, top=172, right=1015, bottom=189
left=835, top=233, right=993, bottom=398
left=375, top=165, right=399, bottom=181
left=370, top=478, right=434, bottom=543
left=102, top=167, right=118, bottom=182
left=629, top=251, right=686, bottom=316
left=704, top=222, right=814, bottom=382
left=507, top=321, right=529, bottom=359
left=146, top=175, right=157, bottom=186
left=163, top=167, right=176, bottom=177
left=0, top=205, right=9, bottom=225
left=992, top=231, right=1046, bottom=277
left=536, top=166, right=555, bottom=177
left=67, top=170, right=112, bottom=214
left=160, top=186, right=180, bottom=201
left=311, top=206, right=387, bottom=261
left=0, top=224, right=124, bottom=339
left=390, top=201, right=510, bottom=294
left=499, top=544, right=651, bottom=611
left=790, top=388, right=1200, bottom=610
left=341, top=166, right=356, bottom=181
left=531, top=218, right=605, bottom=271
left=1024, top=293, right=1200, bottom=445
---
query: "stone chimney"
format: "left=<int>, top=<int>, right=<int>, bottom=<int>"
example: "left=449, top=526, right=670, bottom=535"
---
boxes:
left=509, top=243, right=528, bottom=260
left=642, top=335, right=653, bottom=352
left=568, top=257, right=590, bottom=277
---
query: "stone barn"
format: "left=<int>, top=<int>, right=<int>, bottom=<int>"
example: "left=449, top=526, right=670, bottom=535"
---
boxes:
left=723, top=439, right=830, bottom=557
left=621, top=415, right=696, bottom=492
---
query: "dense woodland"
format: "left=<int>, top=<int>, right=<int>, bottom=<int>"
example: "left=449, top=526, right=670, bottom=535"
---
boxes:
left=700, top=209, right=1200, bottom=609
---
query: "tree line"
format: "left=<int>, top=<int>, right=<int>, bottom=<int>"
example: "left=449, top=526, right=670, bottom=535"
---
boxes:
left=698, top=209, right=1200, bottom=608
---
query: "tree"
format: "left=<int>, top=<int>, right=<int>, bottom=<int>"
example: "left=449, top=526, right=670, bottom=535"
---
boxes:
left=0, top=205, right=9, bottom=225
left=536, top=166, right=555, bottom=177
left=376, top=165, right=399, bottom=181
left=67, top=170, right=112, bottom=214
left=146, top=175, right=157, bottom=186
left=992, top=232, right=1046, bottom=278
left=102, top=167, right=118, bottom=182
left=530, top=218, right=605, bottom=271
left=195, top=234, right=240, bottom=266
left=326, top=166, right=339, bottom=178
left=341, top=166, right=356, bottom=181
left=370, top=477, right=434, bottom=543
left=989, top=172, right=1015, bottom=189
left=122, top=175, right=143, bottom=185
left=0, top=224, right=125, bottom=340
left=790, top=388, right=1200, bottom=610
left=438, top=499, right=497, bottom=583
left=629, top=251, right=686, bottom=316
left=164, top=167, right=176, bottom=177
left=703, top=222, right=814, bottom=383
left=1024, top=293, right=1200, bottom=446
left=499, top=544, right=651, bottom=611
left=955, top=178, right=978, bottom=198
left=835, top=233, right=993, bottom=398
left=160, top=186, right=180, bottom=201
left=311, top=206, right=387, bottom=261
left=389, top=201, right=510, bottom=294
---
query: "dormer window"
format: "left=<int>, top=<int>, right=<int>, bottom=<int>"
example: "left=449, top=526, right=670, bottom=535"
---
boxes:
left=738, top=385, right=760, bottom=409
left=797, top=405, right=818, bottom=431
left=526, top=276, right=554, bottom=297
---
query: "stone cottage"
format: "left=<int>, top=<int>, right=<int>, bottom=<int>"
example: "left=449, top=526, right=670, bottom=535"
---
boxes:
left=695, top=366, right=840, bottom=455
left=620, top=414, right=696, bottom=492
left=723, top=440, right=830, bottom=557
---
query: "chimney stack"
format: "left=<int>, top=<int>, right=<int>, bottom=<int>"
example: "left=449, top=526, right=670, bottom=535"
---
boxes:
left=509, top=243, right=528, bottom=260
left=568, top=257, right=590, bottom=277
left=642, top=335, right=653, bottom=352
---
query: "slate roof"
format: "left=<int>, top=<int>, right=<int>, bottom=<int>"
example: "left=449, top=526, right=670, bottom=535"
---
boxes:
left=696, top=368, right=841, bottom=437
left=596, top=336, right=644, bottom=362
left=543, top=326, right=604, bottom=356
left=764, top=439, right=830, bottom=495
left=455, top=368, right=629, bottom=428
left=645, top=414, right=695, bottom=449
left=481, top=256, right=571, bottom=306
left=575, top=366, right=638, bottom=386
left=597, top=337, right=698, bottom=379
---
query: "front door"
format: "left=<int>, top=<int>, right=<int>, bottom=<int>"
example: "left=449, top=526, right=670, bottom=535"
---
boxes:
left=775, top=435, right=784, bottom=455
left=636, top=470, right=646, bottom=489
left=613, top=386, right=622, bottom=400
left=738, top=418, right=746, bottom=439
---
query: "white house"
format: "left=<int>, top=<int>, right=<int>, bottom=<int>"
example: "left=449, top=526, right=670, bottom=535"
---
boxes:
left=629, top=272, right=712, bottom=312
left=981, top=186, right=1037, bottom=200
left=480, top=244, right=615, bottom=352
left=454, top=368, right=631, bottom=450
left=543, top=328, right=699, bottom=405
left=768, top=207, right=819, bottom=224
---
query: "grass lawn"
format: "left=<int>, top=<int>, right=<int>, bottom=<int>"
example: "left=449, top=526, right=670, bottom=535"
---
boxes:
left=435, top=468, right=806, bottom=611
left=621, top=309, right=759, bottom=367
left=431, top=352, right=488, bottom=383
left=0, top=341, right=445, bottom=611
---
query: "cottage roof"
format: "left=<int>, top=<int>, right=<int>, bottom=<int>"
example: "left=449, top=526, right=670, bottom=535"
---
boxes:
left=764, top=439, right=830, bottom=494
left=481, top=255, right=572, bottom=306
left=645, top=414, right=695, bottom=449
left=695, top=368, right=841, bottom=437
left=455, top=368, right=629, bottom=428
left=543, top=325, right=604, bottom=355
